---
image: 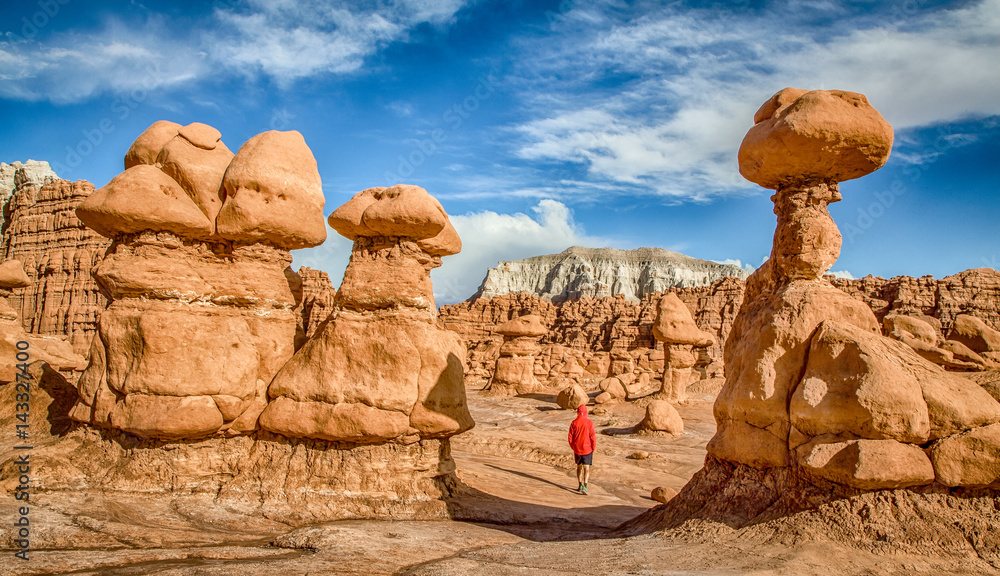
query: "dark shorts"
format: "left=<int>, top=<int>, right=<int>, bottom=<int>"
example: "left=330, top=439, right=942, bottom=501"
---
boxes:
left=574, top=452, right=593, bottom=466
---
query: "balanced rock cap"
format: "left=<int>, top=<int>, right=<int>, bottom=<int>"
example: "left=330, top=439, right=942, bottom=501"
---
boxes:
left=328, top=184, right=460, bottom=255
left=0, top=260, right=30, bottom=289
left=76, top=164, right=214, bottom=240
left=738, top=88, right=894, bottom=190
left=652, top=292, right=715, bottom=346
left=496, top=314, right=548, bottom=338
left=216, top=130, right=327, bottom=249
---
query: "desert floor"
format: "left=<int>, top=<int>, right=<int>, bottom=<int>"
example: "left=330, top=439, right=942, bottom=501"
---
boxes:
left=4, top=383, right=994, bottom=575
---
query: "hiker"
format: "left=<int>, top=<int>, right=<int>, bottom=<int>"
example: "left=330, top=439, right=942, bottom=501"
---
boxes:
left=568, top=404, right=596, bottom=494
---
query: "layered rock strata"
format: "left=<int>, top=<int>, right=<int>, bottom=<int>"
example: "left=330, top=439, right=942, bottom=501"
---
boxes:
left=0, top=259, right=84, bottom=381
left=1, top=171, right=111, bottom=355
left=295, top=266, right=337, bottom=344
left=260, top=184, right=474, bottom=444
left=483, top=314, right=548, bottom=396
left=69, top=121, right=326, bottom=439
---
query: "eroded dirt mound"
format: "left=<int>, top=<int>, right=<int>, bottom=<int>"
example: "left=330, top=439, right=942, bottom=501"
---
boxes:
left=619, top=456, right=1000, bottom=569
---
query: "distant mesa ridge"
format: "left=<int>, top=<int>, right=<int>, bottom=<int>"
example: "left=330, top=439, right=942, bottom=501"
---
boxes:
left=473, top=246, right=750, bottom=302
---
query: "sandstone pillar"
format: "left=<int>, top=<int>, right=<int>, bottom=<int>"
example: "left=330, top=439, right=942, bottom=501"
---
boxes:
left=483, top=314, right=547, bottom=396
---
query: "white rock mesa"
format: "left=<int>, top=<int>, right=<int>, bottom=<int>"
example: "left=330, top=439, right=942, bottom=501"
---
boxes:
left=474, top=246, right=749, bottom=302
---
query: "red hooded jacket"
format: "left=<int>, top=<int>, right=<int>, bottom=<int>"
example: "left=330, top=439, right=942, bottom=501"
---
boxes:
left=568, top=405, right=596, bottom=456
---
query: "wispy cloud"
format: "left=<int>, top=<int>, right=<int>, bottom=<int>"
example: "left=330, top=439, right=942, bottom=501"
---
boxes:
left=508, top=0, right=1000, bottom=202
left=0, top=0, right=470, bottom=101
left=0, top=17, right=205, bottom=103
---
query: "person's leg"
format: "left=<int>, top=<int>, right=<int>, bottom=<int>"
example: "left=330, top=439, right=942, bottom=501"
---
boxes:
left=576, top=463, right=584, bottom=490
left=582, top=464, right=591, bottom=487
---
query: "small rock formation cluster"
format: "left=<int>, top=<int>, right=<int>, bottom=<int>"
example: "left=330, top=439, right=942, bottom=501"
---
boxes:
left=70, top=121, right=326, bottom=439
left=483, top=314, right=548, bottom=396
left=652, top=292, right=715, bottom=403
left=0, top=259, right=84, bottom=380
left=440, top=278, right=743, bottom=388
left=259, top=184, right=474, bottom=443
left=1, top=163, right=111, bottom=355
left=833, top=267, right=1000, bottom=333
left=708, top=87, right=1000, bottom=489
left=474, top=246, right=749, bottom=301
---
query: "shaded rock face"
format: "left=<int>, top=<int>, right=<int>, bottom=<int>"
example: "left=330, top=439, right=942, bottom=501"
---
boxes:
left=709, top=87, right=1000, bottom=491
left=1, top=173, right=111, bottom=355
left=295, top=266, right=337, bottom=345
left=474, top=246, right=749, bottom=302
left=0, top=160, right=57, bottom=229
left=69, top=122, right=326, bottom=440
left=260, top=184, right=474, bottom=444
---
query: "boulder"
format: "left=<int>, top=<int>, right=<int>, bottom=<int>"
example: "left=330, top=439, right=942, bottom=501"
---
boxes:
left=556, top=384, right=588, bottom=410
left=639, top=400, right=684, bottom=434
left=796, top=437, right=935, bottom=490
left=929, top=423, right=1000, bottom=487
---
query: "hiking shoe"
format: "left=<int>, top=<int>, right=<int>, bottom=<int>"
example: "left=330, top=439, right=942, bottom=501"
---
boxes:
left=581, top=484, right=589, bottom=495
left=577, top=483, right=584, bottom=493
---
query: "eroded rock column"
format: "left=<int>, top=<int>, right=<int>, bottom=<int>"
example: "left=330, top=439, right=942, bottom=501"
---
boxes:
left=483, top=314, right=547, bottom=396
left=259, top=184, right=474, bottom=443
left=709, top=88, right=1000, bottom=491
left=652, top=292, right=714, bottom=404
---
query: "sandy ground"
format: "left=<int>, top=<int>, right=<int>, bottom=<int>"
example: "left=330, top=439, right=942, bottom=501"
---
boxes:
left=3, top=384, right=996, bottom=575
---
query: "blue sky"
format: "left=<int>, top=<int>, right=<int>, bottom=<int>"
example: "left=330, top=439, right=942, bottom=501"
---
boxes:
left=1, top=0, right=998, bottom=303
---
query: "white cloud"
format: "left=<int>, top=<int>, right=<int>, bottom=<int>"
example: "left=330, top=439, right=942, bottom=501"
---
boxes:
left=0, top=0, right=470, bottom=101
left=432, top=199, right=614, bottom=303
left=206, top=0, right=468, bottom=81
left=828, top=270, right=856, bottom=280
left=0, top=19, right=206, bottom=103
left=510, top=0, right=1000, bottom=201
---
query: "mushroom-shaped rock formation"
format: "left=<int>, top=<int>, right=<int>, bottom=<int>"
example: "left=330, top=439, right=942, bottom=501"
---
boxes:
left=621, top=91, right=1000, bottom=550
left=483, top=314, right=548, bottom=396
left=707, top=87, right=1000, bottom=485
left=652, top=292, right=715, bottom=404
left=0, top=259, right=84, bottom=380
left=259, top=184, right=473, bottom=446
left=69, top=121, right=325, bottom=439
